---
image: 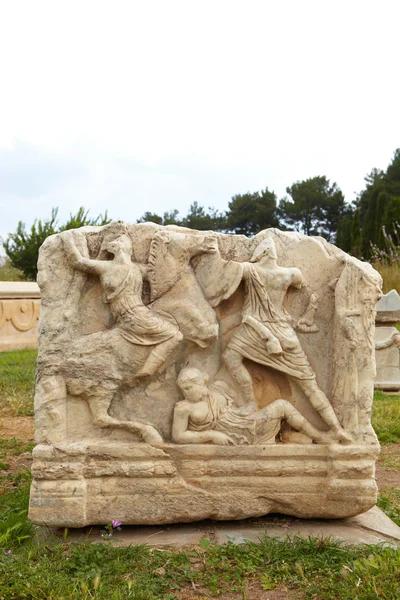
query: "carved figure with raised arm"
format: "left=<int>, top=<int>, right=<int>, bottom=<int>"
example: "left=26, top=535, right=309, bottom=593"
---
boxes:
left=63, top=230, right=183, bottom=376
left=172, top=367, right=335, bottom=446
left=222, top=236, right=352, bottom=443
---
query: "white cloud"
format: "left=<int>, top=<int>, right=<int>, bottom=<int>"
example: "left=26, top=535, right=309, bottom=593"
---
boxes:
left=0, top=0, right=399, bottom=241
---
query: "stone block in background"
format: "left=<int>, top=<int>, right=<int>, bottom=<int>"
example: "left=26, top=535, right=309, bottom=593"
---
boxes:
left=0, top=282, right=40, bottom=351
left=28, top=223, right=382, bottom=526
left=375, top=289, right=400, bottom=391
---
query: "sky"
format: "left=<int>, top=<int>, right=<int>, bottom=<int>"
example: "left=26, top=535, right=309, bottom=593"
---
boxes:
left=1, top=0, right=399, bottom=249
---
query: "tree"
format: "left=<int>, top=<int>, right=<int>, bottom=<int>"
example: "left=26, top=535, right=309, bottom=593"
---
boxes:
left=182, top=202, right=227, bottom=231
left=336, top=204, right=361, bottom=255
left=227, top=188, right=280, bottom=236
left=352, top=150, right=400, bottom=258
left=60, top=206, right=110, bottom=231
left=279, top=176, right=345, bottom=240
left=2, top=207, right=111, bottom=281
left=138, top=204, right=227, bottom=231
left=137, top=209, right=182, bottom=226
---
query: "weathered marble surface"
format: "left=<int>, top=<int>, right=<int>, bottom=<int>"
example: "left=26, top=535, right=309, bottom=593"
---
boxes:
left=375, top=289, right=400, bottom=391
left=29, top=223, right=382, bottom=526
left=0, top=282, right=40, bottom=351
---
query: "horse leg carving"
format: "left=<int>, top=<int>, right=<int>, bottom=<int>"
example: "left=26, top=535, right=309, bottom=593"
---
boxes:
left=86, top=389, right=163, bottom=444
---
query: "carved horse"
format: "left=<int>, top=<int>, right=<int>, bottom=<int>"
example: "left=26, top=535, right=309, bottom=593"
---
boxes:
left=37, top=229, right=220, bottom=444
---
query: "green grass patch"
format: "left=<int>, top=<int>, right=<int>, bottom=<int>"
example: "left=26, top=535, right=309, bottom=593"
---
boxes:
left=0, top=349, right=36, bottom=416
left=372, top=391, right=400, bottom=444
left=0, top=261, right=23, bottom=282
left=379, top=446, right=400, bottom=471
left=0, top=521, right=400, bottom=599
left=377, top=487, right=400, bottom=527
left=0, top=438, right=35, bottom=460
left=0, top=476, right=33, bottom=554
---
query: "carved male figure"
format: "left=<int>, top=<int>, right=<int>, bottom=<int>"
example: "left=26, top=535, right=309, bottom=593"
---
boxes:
left=172, top=367, right=334, bottom=445
left=221, top=236, right=351, bottom=443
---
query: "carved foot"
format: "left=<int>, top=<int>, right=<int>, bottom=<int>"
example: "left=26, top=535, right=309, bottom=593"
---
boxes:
left=331, top=427, right=353, bottom=445
left=140, top=425, right=163, bottom=445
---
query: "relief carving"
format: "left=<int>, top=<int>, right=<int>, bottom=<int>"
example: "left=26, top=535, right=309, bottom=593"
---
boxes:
left=220, top=237, right=351, bottom=443
left=0, top=299, right=40, bottom=331
left=29, top=223, right=383, bottom=526
left=172, top=367, right=335, bottom=446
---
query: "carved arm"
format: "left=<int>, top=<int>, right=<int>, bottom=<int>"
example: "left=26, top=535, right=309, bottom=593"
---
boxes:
left=63, top=232, right=108, bottom=275
left=375, top=331, right=400, bottom=350
left=172, top=403, right=234, bottom=445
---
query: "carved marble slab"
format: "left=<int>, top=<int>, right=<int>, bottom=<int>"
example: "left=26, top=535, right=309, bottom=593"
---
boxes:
left=374, top=289, right=400, bottom=391
left=29, top=223, right=382, bottom=526
left=0, top=282, right=40, bottom=351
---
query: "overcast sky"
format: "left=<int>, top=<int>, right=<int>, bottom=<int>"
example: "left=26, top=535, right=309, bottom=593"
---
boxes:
left=1, top=0, right=399, bottom=247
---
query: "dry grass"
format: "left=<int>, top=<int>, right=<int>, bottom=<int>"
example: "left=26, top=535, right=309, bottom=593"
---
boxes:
left=372, top=261, right=400, bottom=294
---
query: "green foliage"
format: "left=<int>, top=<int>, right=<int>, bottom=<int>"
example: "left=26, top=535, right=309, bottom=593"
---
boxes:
left=279, top=176, right=345, bottom=240
left=138, top=203, right=227, bottom=231
left=59, top=207, right=110, bottom=231
left=182, top=202, right=226, bottom=231
left=2, top=207, right=111, bottom=281
left=337, top=149, right=400, bottom=258
left=227, top=188, right=279, bottom=235
left=0, top=349, right=37, bottom=416
left=2, top=207, right=59, bottom=281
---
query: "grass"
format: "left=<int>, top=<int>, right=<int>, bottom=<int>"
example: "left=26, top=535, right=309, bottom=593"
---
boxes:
left=0, top=349, right=36, bottom=416
left=373, top=261, right=400, bottom=294
left=377, top=488, right=400, bottom=527
left=0, top=261, right=23, bottom=282
left=0, top=487, right=400, bottom=600
left=372, top=391, right=400, bottom=444
left=0, top=438, right=35, bottom=460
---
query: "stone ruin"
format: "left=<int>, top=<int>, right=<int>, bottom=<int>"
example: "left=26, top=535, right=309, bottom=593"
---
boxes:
left=0, top=282, right=40, bottom=352
left=374, top=289, right=400, bottom=391
left=29, top=222, right=382, bottom=527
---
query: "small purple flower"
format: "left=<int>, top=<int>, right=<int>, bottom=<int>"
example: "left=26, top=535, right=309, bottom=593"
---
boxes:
left=101, top=532, right=113, bottom=538
left=4, top=550, right=12, bottom=555
left=111, top=519, right=122, bottom=528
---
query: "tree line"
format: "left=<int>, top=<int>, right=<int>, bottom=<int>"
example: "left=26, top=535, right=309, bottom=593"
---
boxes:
left=137, top=176, right=345, bottom=240
left=2, top=148, right=399, bottom=280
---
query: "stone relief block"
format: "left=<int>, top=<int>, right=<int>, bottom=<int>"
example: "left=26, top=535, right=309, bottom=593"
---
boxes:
left=0, top=282, right=40, bottom=351
left=29, top=223, right=382, bottom=526
left=375, top=290, right=400, bottom=391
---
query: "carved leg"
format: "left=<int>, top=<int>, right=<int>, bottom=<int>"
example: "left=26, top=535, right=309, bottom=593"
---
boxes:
left=86, top=392, right=163, bottom=444
left=270, top=399, right=331, bottom=444
left=296, top=378, right=352, bottom=443
left=223, top=347, right=256, bottom=406
left=138, top=331, right=183, bottom=376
